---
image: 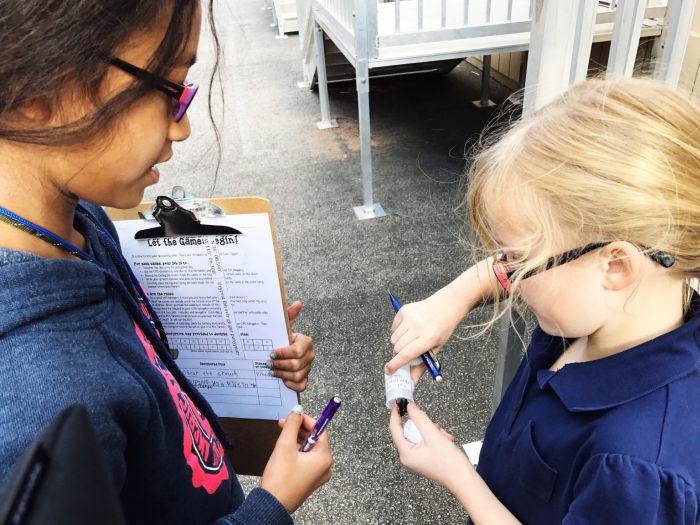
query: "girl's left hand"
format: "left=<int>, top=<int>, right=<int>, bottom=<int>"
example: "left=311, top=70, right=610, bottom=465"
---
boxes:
left=389, top=402, right=473, bottom=490
left=269, top=301, right=315, bottom=392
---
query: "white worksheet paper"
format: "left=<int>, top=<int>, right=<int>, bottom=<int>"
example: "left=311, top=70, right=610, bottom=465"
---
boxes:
left=115, top=213, right=297, bottom=420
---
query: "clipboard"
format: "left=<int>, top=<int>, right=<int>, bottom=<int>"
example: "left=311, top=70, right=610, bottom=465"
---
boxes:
left=106, top=195, right=297, bottom=476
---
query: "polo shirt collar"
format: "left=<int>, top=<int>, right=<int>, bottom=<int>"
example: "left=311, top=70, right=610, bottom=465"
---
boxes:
left=533, top=310, right=700, bottom=412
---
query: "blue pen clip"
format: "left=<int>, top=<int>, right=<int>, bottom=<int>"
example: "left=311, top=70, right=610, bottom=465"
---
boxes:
left=388, top=292, right=443, bottom=382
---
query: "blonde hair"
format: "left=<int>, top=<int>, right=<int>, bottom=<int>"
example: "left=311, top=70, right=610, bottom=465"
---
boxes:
left=466, top=78, right=700, bottom=322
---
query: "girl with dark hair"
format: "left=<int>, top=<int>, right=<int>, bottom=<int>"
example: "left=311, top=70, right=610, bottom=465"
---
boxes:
left=0, top=2, right=332, bottom=524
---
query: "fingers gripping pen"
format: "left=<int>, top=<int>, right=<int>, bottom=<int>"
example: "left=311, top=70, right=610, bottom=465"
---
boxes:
left=388, top=292, right=443, bottom=382
left=300, top=397, right=341, bottom=452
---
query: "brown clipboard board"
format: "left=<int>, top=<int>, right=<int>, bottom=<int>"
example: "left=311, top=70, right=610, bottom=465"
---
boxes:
left=106, top=196, right=297, bottom=476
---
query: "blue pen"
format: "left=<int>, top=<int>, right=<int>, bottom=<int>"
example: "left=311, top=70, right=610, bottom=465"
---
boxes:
left=389, top=292, right=443, bottom=382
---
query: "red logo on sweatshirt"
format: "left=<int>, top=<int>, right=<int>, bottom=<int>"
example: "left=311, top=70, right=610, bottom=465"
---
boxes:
left=134, top=323, right=229, bottom=494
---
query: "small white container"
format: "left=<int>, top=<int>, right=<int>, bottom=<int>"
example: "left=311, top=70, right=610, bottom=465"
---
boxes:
left=384, top=363, right=415, bottom=410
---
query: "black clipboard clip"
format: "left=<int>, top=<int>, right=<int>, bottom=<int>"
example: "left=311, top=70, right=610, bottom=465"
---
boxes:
left=135, top=196, right=242, bottom=239
left=139, top=185, right=225, bottom=221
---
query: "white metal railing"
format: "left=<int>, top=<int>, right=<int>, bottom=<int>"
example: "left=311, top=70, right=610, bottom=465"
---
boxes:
left=312, top=0, right=670, bottom=53
left=316, top=0, right=356, bottom=36
left=310, top=0, right=538, bottom=61
left=380, top=0, right=532, bottom=33
left=312, top=0, right=362, bottom=64
left=387, top=0, right=531, bottom=33
left=378, top=0, right=533, bottom=47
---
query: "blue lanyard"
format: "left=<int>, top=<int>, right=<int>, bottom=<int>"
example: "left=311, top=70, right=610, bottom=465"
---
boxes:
left=0, top=205, right=94, bottom=261
left=0, top=203, right=172, bottom=354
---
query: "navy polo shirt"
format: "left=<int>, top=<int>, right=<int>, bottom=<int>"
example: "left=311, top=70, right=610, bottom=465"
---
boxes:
left=475, top=310, right=700, bottom=524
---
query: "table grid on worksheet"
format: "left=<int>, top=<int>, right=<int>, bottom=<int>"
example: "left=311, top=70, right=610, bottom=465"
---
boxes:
left=169, top=337, right=275, bottom=354
left=173, top=336, right=282, bottom=407
left=242, top=338, right=274, bottom=352
left=170, top=335, right=233, bottom=353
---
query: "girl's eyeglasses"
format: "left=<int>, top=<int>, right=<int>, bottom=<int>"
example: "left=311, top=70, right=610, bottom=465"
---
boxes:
left=108, top=57, right=198, bottom=123
left=493, top=242, right=675, bottom=292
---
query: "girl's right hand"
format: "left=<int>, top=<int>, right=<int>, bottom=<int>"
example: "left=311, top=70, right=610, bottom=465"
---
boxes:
left=260, top=408, right=333, bottom=514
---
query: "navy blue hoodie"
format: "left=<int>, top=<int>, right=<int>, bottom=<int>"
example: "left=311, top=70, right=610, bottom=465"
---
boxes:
left=0, top=203, right=293, bottom=525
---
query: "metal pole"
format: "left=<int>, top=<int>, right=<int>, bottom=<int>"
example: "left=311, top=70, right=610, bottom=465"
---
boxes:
left=269, top=0, right=278, bottom=28
left=607, top=0, right=646, bottom=78
left=492, top=314, right=526, bottom=411
left=523, top=0, right=579, bottom=115
left=418, top=0, right=424, bottom=31
left=352, top=0, right=385, bottom=219
left=519, top=50, right=528, bottom=89
left=482, top=55, right=491, bottom=104
left=356, top=63, right=374, bottom=208
left=570, top=0, right=597, bottom=84
left=395, top=0, right=401, bottom=33
left=658, top=0, right=696, bottom=86
left=314, top=23, right=338, bottom=130
left=472, top=55, right=496, bottom=108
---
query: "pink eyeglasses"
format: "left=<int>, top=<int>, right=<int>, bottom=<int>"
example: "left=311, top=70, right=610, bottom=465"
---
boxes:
left=109, top=56, right=198, bottom=123
left=493, top=242, right=675, bottom=292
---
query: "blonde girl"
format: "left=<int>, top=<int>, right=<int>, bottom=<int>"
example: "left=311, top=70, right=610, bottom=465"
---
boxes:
left=387, top=78, right=700, bottom=524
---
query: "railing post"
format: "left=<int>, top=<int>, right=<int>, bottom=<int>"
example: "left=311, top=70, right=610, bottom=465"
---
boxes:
left=366, top=0, right=379, bottom=60
left=657, top=0, right=696, bottom=86
left=481, top=55, right=492, bottom=104
left=418, top=0, right=424, bottom=31
left=607, top=0, right=646, bottom=78
left=297, top=0, right=315, bottom=88
left=472, top=55, right=496, bottom=108
left=314, top=22, right=339, bottom=130
left=395, top=0, right=401, bottom=33
left=492, top=313, right=526, bottom=410
left=523, top=0, right=579, bottom=115
left=352, top=0, right=385, bottom=220
left=268, top=0, right=278, bottom=28
left=570, top=0, right=597, bottom=84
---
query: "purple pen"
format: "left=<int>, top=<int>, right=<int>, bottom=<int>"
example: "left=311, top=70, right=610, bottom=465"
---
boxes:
left=300, top=396, right=341, bottom=452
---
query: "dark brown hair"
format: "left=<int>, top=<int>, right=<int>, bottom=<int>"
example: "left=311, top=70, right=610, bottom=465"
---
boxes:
left=0, top=0, right=215, bottom=146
